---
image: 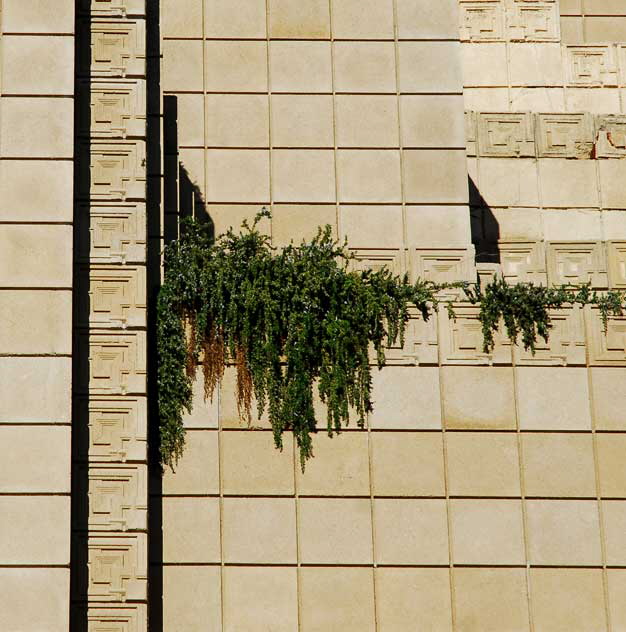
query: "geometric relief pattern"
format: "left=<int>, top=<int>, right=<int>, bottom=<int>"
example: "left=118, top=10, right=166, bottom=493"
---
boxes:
left=439, top=304, right=512, bottom=365
left=85, top=398, right=148, bottom=463
left=469, top=111, right=626, bottom=160
left=75, top=1, right=148, bottom=627
left=85, top=534, right=148, bottom=602
left=88, top=265, right=147, bottom=328
left=547, top=242, right=608, bottom=288
left=381, top=308, right=439, bottom=366
left=586, top=309, right=626, bottom=366
left=499, top=241, right=547, bottom=284
left=608, top=242, right=626, bottom=289
left=566, top=45, right=618, bottom=87
left=91, top=81, right=146, bottom=139
left=349, top=249, right=406, bottom=277
left=86, top=465, right=148, bottom=531
left=477, top=112, right=535, bottom=157
left=514, top=307, right=586, bottom=366
left=90, top=141, right=147, bottom=201
left=460, top=0, right=559, bottom=42
left=80, top=203, right=147, bottom=264
left=85, top=331, right=147, bottom=395
left=410, top=247, right=476, bottom=284
left=90, top=20, right=146, bottom=78
left=507, top=0, right=559, bottom=42
left=596, top=116, right=626, bottom=158
left=84, top=605, right=148, bottom=632
left=459, top=1, right=505, bottom=42
left=536, top=113, right=595, bottom=159
left=84, top=0, right=146, bottom=17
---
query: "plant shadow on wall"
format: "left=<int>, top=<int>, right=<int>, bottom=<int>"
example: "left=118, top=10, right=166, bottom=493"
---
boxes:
left=156, top=209, right=626, bottom=473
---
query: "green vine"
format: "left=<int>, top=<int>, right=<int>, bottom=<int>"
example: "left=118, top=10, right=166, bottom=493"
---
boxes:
left=467, top=277, right=625, bottom=354
left=157, top=211, right=626, bottom=471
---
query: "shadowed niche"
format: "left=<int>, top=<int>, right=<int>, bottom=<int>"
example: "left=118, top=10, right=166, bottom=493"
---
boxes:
left=149, top=89, right=214, bottom=630
left=69, top=2, right=91, bottom=629
left=146, top=0, right=164, bottom=629
left=469, top=176, right=501, bottom=265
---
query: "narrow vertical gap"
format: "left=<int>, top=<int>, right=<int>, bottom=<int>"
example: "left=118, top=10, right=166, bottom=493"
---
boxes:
left=585, top=309, right=613, bottom=632
left=217, top=395, right=226, bottom=630
left=504, top=0, right=513, bottom=111
left=618, top=38, right=625, bottom=115
left=0, top=0, right=5, bottom=102
left=366, top=403, right=379, bottom=631
left=69, top=2, right=91, bottom=628
left=511, top=353, right=536, bottom=632
left=391, top=0, right=408, bottom=250
left=436, top=314, right=457, bottom=631
left=327, top=0, right=341, bottom=240
left=264, top=0, right=274, bottom=242
left=147, top=0, right=164, bottom=629
left=292, top=427, right=303, bottom=631
left=201, top=0, right=208, bottom=217
left=207, top=9, right=227, bottom=627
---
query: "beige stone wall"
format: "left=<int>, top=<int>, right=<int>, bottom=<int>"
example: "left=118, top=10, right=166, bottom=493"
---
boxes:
left=156, top=1, right=626, bottom=630
left=158, top=1, right=483, bottom=629
left=161, top=0, right=472, bottom=251
left=561, top=0, right=626, bottom=44
left=460, top=0, right=626, bottom=287
left=0, top=0, right=625, bottom=629
left=0, top=1, right=74, bottom=630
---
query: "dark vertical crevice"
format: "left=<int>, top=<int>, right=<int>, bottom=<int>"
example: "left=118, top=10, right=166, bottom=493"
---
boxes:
left=163, top=95, right=179, bottom=243
left=179, top=162, right=214, bottom=238
left=146, top=0, right=164, bottom=630
left=469, top=176, right=501, bottom=264
left=166, top=93, right=214, bottom=238
left=70, top=3, right=91, bottom=631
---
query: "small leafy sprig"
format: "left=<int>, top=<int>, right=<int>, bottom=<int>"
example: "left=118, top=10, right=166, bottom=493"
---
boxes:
left=467, top=277, right=625, bottom=354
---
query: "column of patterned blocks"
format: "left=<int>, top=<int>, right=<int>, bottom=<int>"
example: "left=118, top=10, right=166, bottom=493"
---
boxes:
left=72, top=0, right=148, bottom=629
left=0, top=0, right=74, bottom=630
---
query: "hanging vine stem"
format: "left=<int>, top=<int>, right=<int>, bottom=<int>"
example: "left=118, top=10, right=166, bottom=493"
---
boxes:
left=157, top=210, right=626, bottom=471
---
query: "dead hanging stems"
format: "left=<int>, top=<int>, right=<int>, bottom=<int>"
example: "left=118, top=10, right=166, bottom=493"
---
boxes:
left=201, top=324, right=225, bottom=401
left=157, top=210, right=626, bottom=471
left=235, top=345, right=253, bottom=425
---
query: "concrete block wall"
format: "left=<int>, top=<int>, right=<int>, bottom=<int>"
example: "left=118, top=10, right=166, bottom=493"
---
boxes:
left=157, top=1, right=626, bottom=630
left=0, top=0, right=624, bottom=629
left=456, top=3, right=626, bottom=628
left=0, top=1, right=74, bottom=629
left=161, top=0, right=473, bottom=254
left=460, top=0, right=626, bottom=113
left=561, top=0, right=626, bottom=44
left=460, top=0, right=626, bottom=271
left=157, top=1, right=496, bottom=630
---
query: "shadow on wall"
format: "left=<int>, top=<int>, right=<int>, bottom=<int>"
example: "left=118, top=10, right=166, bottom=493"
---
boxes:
left=469, top=176, right=501, bottom=265
left=149, top=96, right=214, bottom=631
left=70, top=1, right=91, bottom=628
left=163, top=95, right=215, bottom=240
left=146, top=0, right=163, bottom=629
